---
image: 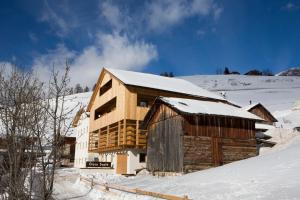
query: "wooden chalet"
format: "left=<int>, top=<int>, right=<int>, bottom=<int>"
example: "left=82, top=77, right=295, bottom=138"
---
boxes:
left=244, top=103, right=277, bottom=132
left=143, top=97, right=262, bottom=173
left=87, top=68, right=226, bottom=174
left=244, top=103, right=277, bottom=125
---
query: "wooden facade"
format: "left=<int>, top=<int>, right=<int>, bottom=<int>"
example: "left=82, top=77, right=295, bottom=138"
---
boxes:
left=87, top=68, right=225, bottom=155
left=246, top=103, right=277, bottom=125
left=145, top=100, right=258, bottom=173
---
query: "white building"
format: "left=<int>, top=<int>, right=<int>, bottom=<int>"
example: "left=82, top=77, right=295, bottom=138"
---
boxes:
left=73, top=108, right=98, bottom=168
left=98, top=150, right=146, bottom=174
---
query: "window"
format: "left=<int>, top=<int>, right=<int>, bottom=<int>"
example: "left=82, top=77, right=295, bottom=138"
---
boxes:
left=137, top=94, right=155, bottom=108
left=94, top=97, right=117, bottom=120
left=139, top=153, right=146, bottom=163
left=100, top=79, right=112, bottom=96
left=139, top=100, right=148, bottom=107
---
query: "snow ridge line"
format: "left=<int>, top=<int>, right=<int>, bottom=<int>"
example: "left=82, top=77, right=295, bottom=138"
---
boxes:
left=79, top=175, right=190, bottom=200
left=208, top=86, right=300, bottom=92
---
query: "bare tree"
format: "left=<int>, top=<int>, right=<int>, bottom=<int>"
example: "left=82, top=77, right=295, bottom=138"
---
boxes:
left=0, top=65, right=44, bottom=199
left=34, top=64, right=78, bottom=199
left=0, top=63, right=78, bottom=200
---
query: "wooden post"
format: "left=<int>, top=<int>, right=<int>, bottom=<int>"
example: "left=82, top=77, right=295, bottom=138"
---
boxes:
left=88, top=131, right=91, bottom=151
left=123, top=119, right=126, bottom=145
left=118, top=121, right=121, bottom=146
left=136, top=120, right=139, bottom=146
left=106, top=126, right=109, bottom=147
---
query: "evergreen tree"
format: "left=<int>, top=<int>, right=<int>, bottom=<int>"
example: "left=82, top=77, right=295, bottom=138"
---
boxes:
left=224, top=67, right=230, bottom=75
left=84, top=86, right=90, bottom=92
left=74, top=83, right=83, bottom=93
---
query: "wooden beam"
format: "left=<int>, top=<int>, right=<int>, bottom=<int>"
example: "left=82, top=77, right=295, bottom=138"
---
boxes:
left=118, top=121, right=121, bottom=146
left=106, top=125, right=109, bottom=147
left=136, top=120, right=139, bottom=146
left=123, top=119, right=126, bottom=145
left=80, top=176, right=189, bottom=200
left=98, top=129, right=101, bottom=150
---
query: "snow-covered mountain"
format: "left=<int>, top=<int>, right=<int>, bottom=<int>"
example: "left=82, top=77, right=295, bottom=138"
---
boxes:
left=180, top=75, right=300, bottom=128
left=276, top=67, right=300, bottom=76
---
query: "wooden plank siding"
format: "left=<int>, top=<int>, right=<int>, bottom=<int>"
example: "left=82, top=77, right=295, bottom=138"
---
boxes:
left=147, top=116, right=184, bottom=172
left=146, top=103, right=258, bottom=173
left=248, top=106, right=276, bottom=125
left=182, top=115, right=257, bottom=172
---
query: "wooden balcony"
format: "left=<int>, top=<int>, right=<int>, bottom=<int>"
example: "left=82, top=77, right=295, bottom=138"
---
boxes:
left=88, top=119, right=147, bottom=153
left=90, top=109, right=120, bottom=133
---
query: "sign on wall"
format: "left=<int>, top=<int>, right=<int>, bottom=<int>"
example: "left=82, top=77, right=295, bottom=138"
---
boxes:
left=86, top=161, right=111, bottom=168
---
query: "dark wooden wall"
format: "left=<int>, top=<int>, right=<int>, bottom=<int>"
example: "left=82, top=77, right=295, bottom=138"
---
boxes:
left=146, top=104, right=258, bottom=173
left=182, top=115, right=257, bottom=172
left=249, top=106, right=275, bottom=124
left=146, top=105, right=184, bottom=172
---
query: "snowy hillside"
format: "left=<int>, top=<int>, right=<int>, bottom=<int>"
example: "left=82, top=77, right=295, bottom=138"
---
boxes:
left=63, top=92, right=92, bottom=136
left=180, top=74, right=300, bottom=92
left=277, top=67, right=300, bottom=76
left=180, top=75, right=300, bottom=129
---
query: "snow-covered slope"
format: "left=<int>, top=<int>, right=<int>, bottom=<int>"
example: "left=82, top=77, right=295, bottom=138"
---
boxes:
left=181, top=75, right=300, bottom=91
left=180, top=75, right=300, bottom=128
left=63, top=92, right=92, bottom=136
left=277, top=67, right=300, bottom=76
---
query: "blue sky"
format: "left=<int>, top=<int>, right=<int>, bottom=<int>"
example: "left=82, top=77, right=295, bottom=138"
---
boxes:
left=0, top=0, right=300, bottom=86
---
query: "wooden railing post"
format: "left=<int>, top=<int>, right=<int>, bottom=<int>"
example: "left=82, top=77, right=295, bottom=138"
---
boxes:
left=136, top=120, right=139, bottom=146
left=123, top=119, right=126, bottom=145
left=106, top=126, right=109, bottom=147
left=118, top=121, right=121, bottom=146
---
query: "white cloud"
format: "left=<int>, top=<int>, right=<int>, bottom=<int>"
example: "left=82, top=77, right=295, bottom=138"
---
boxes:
left=32, top=33, right=157, bottom=87
left=100, top=1, right=126, bottom=31
left=29, top=32, right=38, bottom=43
left=282, top=2, right=298, bottom=11
left=145, top=0, right=223, bottom=32
left=196, top=29, right=206, bottom=37
left=212, top=5, right=223, bottom=20
left=98, top=0, right=222, bottom=34
left=39, top=0, right=78, bottom=37
left=32, top=44, right=76, bottom=83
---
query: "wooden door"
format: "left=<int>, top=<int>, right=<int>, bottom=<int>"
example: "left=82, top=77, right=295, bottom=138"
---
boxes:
left=116, top=153, right=127, bottom=174
left=212, top=137, right=223, bottom=166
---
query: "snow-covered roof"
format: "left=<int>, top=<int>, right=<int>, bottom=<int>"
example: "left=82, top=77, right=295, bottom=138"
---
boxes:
left=106, top=68, right=224, bottom=101
left=255, top=123, right=275, bottom=130
left=243, top=103, right=260, bottom=111
left=243, top=102, right=278, bottom=122
left=160, top=97, right=262, bottom=120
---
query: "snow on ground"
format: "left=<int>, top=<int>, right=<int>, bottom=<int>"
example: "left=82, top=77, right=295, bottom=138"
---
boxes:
left=54, top=130, right=300, bottom=200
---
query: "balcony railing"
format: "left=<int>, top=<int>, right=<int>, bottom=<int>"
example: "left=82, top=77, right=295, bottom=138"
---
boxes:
left=88, top=119, right=147, bottom=153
